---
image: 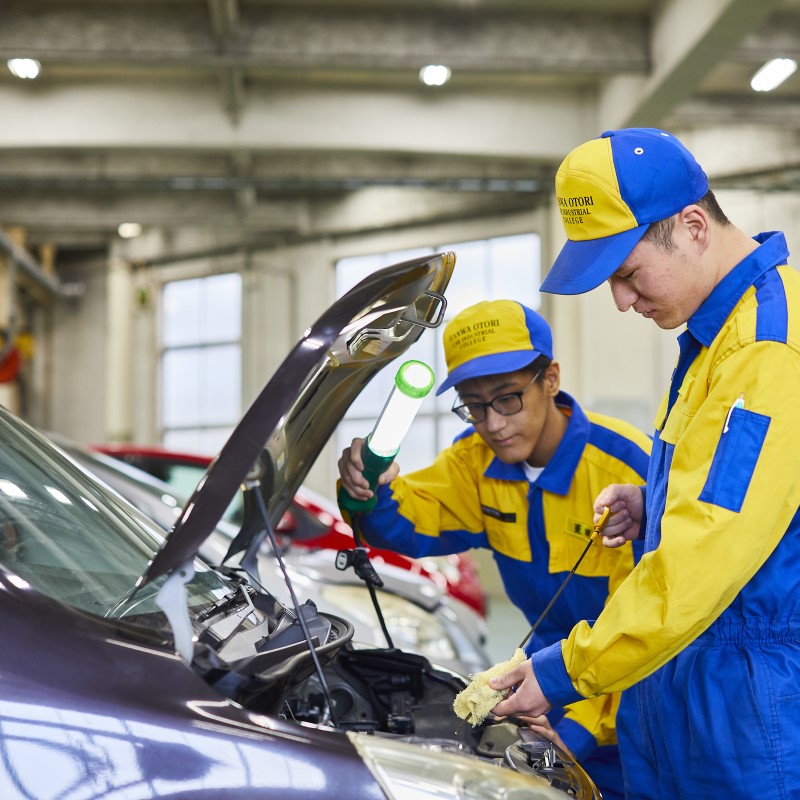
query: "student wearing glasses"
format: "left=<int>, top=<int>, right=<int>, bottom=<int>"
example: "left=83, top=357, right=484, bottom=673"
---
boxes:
left=337, top=299, right=651, bottom=800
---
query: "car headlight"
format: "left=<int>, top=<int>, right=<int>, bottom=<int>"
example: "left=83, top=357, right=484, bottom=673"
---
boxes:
left=348, top=732, right=564, bottom=800
left=320, top=585, right=457, bottom=662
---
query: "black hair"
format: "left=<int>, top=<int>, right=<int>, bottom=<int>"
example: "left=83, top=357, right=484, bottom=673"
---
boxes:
left=454, top=354, right=551, bottom=395
left=643, top=189, right=732, bottom=252
left=527, top=354, right=551, bottom=382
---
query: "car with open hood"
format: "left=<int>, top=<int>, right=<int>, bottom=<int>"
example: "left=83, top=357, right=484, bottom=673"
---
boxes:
left=0, top=252, right=599, bottom=799
left=51, top=437, right=491, bottom=677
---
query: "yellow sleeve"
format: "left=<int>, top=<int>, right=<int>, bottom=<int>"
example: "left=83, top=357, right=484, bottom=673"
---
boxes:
left=561, top=341, right=800, bottom=697
left=388, top=438, right=488, bottom=537
left=560, top=692, right=621, bottom=749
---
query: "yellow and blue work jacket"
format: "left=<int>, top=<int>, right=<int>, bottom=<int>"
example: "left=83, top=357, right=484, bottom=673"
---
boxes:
left=354, top=392, right=650, bottom=777
left=532, top=232, right=800, bottom=799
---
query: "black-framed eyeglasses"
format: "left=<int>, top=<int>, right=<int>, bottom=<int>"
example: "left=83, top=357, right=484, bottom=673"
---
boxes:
left=451, top=371, right=542, bottom=424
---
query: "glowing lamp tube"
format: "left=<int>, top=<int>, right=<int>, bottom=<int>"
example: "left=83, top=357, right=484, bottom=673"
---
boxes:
left=340, top=360, right=435, bottom=514
left=367, top=360, right=435, bottom=457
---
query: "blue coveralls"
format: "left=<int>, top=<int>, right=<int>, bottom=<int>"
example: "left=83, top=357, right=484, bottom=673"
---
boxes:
left=532, top=232, right=800, bottom=798
left=346, top=393, right=650, bottom=799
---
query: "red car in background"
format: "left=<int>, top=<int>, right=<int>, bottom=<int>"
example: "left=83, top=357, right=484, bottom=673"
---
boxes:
left=95, top=444, right=487, bottom=617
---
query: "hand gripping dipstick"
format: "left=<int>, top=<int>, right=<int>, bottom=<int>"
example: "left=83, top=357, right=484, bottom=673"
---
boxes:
left=517, top=506, right=611, bottom=652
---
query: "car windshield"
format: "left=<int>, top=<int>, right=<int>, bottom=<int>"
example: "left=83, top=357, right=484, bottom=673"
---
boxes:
left=0, top=407, right=233, bottom=625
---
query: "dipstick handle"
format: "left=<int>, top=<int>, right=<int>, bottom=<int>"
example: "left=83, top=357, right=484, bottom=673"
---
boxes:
left=591, top=506, right=612, bottom=542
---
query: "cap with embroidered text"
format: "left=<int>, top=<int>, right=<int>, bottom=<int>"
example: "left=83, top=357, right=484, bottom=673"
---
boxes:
left=540, top=128, right=709, bottom=295
left=436, top=300, right=553, bottom=396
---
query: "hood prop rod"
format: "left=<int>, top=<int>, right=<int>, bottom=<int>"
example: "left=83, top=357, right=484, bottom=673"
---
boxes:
left=336, top=359, right=437, bottom=650
left=245, top=476, right=339, bottom=728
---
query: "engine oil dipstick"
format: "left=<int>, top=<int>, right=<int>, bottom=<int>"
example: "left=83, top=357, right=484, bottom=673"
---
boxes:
left=517, top=506, right=610, bottom=652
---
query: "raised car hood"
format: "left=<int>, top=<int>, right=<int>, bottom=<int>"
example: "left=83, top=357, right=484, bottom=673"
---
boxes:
left=141, top=252, right=455, bottom=585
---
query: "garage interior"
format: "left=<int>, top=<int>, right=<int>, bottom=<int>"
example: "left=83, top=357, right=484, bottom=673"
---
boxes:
left=2, top=0, right=800, bottom=660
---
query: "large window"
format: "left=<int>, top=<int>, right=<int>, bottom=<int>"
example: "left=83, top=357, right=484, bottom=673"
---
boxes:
left=160, top=273, right=242, bottom=454
left=335, top=234, right=541, bottom=473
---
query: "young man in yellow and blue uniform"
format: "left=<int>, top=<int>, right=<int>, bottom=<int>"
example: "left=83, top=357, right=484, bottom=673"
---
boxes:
left=338, top=299, right=651, bottom=800
left=489, top=129, right=800, bottom=799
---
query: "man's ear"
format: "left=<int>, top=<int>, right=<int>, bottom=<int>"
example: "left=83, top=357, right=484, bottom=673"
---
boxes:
left=544, top=361, right=560, bottom=397
left=678, top=204, right=710, bottom=252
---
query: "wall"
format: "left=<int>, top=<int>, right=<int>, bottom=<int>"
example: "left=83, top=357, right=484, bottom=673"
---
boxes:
left=48, top=262, right=109, bottom=442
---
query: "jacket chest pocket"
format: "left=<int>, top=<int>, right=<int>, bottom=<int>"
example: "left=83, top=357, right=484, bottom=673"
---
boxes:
left=699, top=406, right=770, bottom=512
left=482, top=504, right=531, bottom=561
left=548, top=519, right=620, bottom=577
left=657, top=375, right=696, bottom=445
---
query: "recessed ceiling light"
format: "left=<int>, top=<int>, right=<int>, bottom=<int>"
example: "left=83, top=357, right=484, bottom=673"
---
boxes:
left=419, top=64, right=452, bottom=87
left=751, top=58, right=797, bottom=92
left=117, top=222, right=143, bottom=239
left=7, top=58, right=41, bottom=80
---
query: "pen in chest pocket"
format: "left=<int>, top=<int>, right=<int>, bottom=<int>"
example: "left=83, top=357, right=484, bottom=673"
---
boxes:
left=723, top=393, right=746, bottom=434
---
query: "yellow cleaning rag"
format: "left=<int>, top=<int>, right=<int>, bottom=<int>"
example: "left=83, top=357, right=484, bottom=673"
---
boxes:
left=453, top=647, right=526, bottom=726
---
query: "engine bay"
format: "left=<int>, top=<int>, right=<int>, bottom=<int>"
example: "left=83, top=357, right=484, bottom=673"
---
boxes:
left=284, top=643, right=597, bottom=798
left=193, top=587, right=598, bottom=800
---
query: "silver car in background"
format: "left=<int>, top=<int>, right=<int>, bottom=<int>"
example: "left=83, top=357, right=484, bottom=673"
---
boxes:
left=52, top=439, right=491, bottom=677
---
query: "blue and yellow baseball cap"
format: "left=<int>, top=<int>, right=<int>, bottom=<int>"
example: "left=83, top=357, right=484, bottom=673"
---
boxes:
left=540, top=128, right=709, bottom=295
left=436, top=300, right=553, bottom=395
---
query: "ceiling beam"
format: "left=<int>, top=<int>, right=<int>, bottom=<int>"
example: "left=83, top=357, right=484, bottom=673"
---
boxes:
left=732, top=12, right=800, bottom=63
left=219, top=66, right=245, bottom=124
left=0, top=186, right=538, bottom=250
left=668, top=95, right=800, bottom=129
left=0, top=4, right=647, bottom=75
left=207, top=0, right=239, bottom=41
left=207, top=0, right=243, bottom=121
left=0, top=82, right=593, bottom=160
left=675, top=125, right=800, bottom=185
left=598, top=0, right=784, bottom=130
left=0, top=150, right=550, bottom=185
left=0, top=192, right=310, bottom=233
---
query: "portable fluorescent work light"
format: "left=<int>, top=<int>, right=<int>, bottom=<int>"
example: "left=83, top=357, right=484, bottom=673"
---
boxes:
left=339, top=359, right=435, bottom=513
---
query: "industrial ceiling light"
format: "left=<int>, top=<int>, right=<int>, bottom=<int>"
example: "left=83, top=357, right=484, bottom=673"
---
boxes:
left=419, top=64, right=451, bottom=87
left=7, top=58, right=41, bottom=80
left=117, top=222, right=143, bottom=239
left=751, top=57, right=798, bottom=92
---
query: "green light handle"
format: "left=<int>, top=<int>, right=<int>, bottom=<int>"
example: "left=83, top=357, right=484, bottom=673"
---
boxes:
left=337, top=435, right=397, bottom=514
